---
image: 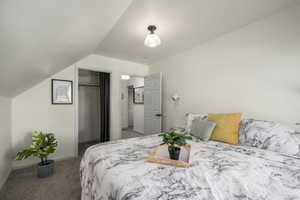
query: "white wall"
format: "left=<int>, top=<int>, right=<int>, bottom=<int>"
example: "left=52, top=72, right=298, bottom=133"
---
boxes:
left=133, top=105, right=144, bottom=133
left=11, top=54, right=149, bottom=168
left=0, top=96, right=12, bottom=189
left=78, top=70, right=100, bottom=143
left=12, top=66, right=75, bottom=169
left=150, top=6, right=300, bottom=130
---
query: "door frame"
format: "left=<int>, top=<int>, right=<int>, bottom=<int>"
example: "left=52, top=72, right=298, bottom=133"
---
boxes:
left=119, top=72, right=145, bottom=137
left=74, top=65, right=112, bottom=157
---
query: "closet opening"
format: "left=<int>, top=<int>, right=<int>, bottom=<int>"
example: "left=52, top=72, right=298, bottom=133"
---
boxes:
left=78, top=69, right=110, bottom=156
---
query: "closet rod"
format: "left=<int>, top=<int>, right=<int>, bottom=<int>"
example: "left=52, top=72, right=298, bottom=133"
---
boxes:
left=79, top=84, right=100, bottom=87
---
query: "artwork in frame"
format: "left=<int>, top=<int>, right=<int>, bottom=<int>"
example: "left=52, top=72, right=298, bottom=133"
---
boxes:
left=51, top=79, right=73, bottom=104
left=133, top=86, right=144, bottom=104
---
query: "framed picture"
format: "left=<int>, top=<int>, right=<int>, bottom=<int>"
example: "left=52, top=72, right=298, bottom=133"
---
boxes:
left=51, top=79, right=73, bottom=104
left=133, top=86, right=144, bottom=104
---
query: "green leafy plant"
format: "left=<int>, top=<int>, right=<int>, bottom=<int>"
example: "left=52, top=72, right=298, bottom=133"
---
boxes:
left=159, top=128, right=192, bottom=151
left=16, top=131, right=58, bottom=165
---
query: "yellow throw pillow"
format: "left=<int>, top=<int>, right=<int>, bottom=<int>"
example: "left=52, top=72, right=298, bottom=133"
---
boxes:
left=208, top=113, right=242, bottom=145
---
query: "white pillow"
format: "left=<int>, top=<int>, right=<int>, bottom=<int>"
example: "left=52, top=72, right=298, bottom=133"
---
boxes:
left=239, top=119, right=300, bottom=158
left=185, top=113, right=207, bottom=134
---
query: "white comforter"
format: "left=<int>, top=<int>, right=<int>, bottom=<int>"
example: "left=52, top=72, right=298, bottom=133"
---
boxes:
left=80, top=135, right=300, bottom=200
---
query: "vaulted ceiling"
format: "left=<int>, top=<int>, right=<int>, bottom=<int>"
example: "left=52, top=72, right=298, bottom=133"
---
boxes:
left=0, top=0, right=299, bottom=97
left=96, top=0, right=299, bottom=64
left=0, top=0, right=132, bottom=97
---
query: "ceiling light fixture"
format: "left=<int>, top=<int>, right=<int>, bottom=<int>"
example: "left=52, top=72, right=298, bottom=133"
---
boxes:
left=121, top=75, right=131, bottom=80
left=144, top=25, right=161, bottom=48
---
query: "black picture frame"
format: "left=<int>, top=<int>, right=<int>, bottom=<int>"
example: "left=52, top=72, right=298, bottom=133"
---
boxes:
left=133, top=86, right=144, bottom=104
left=51, top=79, right=73, bottom=105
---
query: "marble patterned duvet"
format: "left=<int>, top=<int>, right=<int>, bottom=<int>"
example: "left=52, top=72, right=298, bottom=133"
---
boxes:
left=80, top=135, right=300, bottom=200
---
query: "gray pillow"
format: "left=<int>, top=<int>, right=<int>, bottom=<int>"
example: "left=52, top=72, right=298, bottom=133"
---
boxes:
left=190, top=118, right=216, bottom=141
left=185, top=113, right=208, bottom=134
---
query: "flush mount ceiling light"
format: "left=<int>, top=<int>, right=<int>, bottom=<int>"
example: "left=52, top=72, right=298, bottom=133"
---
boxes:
left=121, top=75, right=131, bottom=80
left=144, top=25, right=161, bottom=48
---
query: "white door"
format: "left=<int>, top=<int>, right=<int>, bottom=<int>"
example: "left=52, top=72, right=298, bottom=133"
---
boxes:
left=144, top=73, right=162, bottom=134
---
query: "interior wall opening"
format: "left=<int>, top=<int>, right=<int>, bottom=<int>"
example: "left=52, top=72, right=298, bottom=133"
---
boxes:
left=121, top=76, right=145, bottom=139
left=78, top=69, right=110, bottom=156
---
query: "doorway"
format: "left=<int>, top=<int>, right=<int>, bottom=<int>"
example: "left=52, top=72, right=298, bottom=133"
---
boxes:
left=121, top=75, right=145, bottom=139
left=77, top=69, right=110, bottom=156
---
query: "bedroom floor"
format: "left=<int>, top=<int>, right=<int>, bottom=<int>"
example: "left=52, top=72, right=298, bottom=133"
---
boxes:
left=0, top=134, right=139, bottom=200
left=0, top=155, right=82, bottom=200
left=122, top=127, right=144, bottom=139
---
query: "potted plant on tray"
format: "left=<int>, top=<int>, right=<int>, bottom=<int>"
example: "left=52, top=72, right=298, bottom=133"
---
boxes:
left=16, top=131, right=58, bottom=178
left=159, top=128, right=192, bottom=160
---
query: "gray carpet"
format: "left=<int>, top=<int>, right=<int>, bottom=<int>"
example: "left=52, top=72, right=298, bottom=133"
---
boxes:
left=0, top=136, right=140, bottom=200
left=0, top=141, right=98, bottom=200
left=122, top=127, right=144, bottom=139
left=0, top=157, right=81, bottom=200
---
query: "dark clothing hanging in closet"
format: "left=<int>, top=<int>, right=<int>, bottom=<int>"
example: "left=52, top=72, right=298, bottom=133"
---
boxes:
left=99, top=72, right=110, bottom=142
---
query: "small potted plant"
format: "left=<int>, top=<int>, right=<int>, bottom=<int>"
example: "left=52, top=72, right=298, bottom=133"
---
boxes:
left=159, top=128, right=192, bottom=160
left=16, top=131, right=58, bottom=178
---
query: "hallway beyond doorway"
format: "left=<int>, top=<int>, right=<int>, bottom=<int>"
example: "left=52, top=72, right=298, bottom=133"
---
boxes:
left=122, top=126, right=144, bottom=139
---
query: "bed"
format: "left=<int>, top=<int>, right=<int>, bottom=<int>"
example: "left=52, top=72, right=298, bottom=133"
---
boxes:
left=80, top=134, right=300, bottom=200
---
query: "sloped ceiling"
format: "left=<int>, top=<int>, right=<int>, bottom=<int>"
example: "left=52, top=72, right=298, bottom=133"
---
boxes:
left=1, top=0, right=299, bottom=97
left=95, top=0, right=299, bottom=64
left=0, top=0, right=132, bottom=97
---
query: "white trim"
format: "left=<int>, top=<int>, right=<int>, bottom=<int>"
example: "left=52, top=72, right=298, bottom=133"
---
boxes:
left=74, top=65, right=113, bottom=157
left=74, top=64, right=79, bottom=157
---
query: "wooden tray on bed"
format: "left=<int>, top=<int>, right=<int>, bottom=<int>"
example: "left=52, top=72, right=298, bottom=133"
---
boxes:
left=147, top=144, right=191, bottom=168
